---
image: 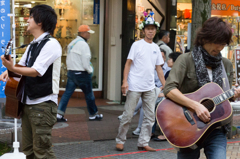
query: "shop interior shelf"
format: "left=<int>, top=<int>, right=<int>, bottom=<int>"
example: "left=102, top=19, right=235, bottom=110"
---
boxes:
left=58, top=19, right=77, bottom=22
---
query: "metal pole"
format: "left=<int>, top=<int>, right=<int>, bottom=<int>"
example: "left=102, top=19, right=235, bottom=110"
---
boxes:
left=237, top=16, right=240, bottom=45
left=11, top=0, right=18, bottom=144
left=235, top=49, right=238, bottom=85
left=12, top=0, right=16, bottom=65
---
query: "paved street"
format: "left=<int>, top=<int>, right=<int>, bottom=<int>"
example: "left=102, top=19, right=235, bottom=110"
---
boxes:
left=52, top=137, right=240, bottom=159
left=50, top=98, right=240, bottom=159
left=1, top=98, right=240, bottom=159
left=53, top=138, right=177, bottom=159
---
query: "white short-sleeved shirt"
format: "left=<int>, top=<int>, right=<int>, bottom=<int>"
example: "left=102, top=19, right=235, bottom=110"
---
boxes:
left=18, top=32, right=62, bottom=105
left=127, top=39, right=164, bottom=92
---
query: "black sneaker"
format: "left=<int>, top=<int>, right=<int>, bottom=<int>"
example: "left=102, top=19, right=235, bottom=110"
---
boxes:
left=89, top=114, right=103, bottom=121
left=57, top=114, right=67, bottom=122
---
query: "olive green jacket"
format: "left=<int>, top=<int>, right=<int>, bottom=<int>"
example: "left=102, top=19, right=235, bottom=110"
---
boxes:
left=163, top=52, right=234, bottom=96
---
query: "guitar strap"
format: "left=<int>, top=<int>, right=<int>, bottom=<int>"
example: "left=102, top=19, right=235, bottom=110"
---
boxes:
left=221, top=61, right=230, bottom=92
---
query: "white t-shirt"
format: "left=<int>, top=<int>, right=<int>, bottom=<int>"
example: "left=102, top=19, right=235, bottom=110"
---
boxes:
left=18, top=32, right=62, bottom=105
left=207, top=68, right=213, bottom=81
left=127, top=39, right=164, bottom=92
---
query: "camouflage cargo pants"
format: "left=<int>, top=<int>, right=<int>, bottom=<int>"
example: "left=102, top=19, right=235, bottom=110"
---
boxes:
left=22, top=101, right=57, bottom=159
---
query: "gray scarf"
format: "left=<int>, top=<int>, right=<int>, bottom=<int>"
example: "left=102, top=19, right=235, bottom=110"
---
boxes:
left=192, top=46, right=223, bottom=88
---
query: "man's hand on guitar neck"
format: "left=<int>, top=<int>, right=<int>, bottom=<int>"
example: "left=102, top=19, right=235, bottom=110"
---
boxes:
left=1, top=55, right=14, bottom=72
left=0, top=70, right=8, bottom=82
left=232, top=84, right=240, bottom=101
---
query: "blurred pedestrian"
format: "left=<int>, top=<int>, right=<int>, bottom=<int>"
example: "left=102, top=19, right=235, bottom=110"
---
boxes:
left=157, top=30, right=173, bottom=60
left=57, top=25, right=103, bottom=122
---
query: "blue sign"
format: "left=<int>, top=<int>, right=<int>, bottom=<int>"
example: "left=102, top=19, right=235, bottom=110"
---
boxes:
left=0, top=0, right=10, bottom=98
left=93, top=0, right=100, bottom=24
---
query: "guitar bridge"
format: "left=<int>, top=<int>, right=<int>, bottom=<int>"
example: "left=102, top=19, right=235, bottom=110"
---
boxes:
left=183, top=107, right=195, bottom=125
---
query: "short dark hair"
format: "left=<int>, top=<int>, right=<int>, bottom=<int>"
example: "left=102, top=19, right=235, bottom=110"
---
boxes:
left=160, top=48, right=166, bottom=56
left=168, top=52, right=182, bottom=62
left=30, top=5, right=57, bottom=35
left=194, top=17, right=232, bottom=46
left=158, top=30, right=169, bottom=39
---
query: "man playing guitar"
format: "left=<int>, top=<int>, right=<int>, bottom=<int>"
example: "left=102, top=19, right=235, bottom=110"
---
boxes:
left=0, top=5, right=61, bottom=159
left=163, top=17, right=240, bottom=159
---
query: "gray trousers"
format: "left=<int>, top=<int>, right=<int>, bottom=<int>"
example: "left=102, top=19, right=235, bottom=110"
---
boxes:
left=116, top=89, right=156, bottom=147
left=137, top=92, right=165, bottom=129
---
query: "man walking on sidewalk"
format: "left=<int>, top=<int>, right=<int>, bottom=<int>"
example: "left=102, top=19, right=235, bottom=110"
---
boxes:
left=116, top=15, right=165, bottom=152
left=57, top=25, right=103, bottom=122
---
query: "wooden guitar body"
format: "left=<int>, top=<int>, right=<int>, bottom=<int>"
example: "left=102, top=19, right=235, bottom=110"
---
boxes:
left=5, top=69, right=25, bottom=118
left=156, top=83, right=233, bottom=150
left=3, top=40, right=25, bottom=118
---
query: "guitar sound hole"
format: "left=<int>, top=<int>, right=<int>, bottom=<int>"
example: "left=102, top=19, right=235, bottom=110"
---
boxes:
left=201, top=99, right=215, bottom=112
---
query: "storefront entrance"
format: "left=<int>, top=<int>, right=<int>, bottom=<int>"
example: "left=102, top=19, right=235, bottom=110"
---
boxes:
left=11, top=0, right=104, bottom=98
left=175, top=0, right=240, bottom=84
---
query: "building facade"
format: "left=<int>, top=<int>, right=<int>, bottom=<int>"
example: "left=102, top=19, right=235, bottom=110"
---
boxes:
left=6, top=0, right=173, bottom=101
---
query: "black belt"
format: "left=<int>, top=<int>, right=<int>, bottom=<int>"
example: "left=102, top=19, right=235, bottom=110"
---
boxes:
left=70, top=70, right=88, bottom=74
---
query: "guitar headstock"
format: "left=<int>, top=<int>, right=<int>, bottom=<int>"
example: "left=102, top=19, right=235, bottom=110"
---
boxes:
left=4, top=39, right=13, bottom=60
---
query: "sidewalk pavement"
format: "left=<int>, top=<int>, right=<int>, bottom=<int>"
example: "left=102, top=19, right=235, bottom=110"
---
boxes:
left=52, top=98, right=133, bottom=143
left=51, top=97, right=240, bottom=159
left=52, top=138, right=240, bottom=159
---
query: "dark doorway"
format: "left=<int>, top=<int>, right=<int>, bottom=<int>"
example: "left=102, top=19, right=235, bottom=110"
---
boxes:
left=121, top=0, right=136, bottom=103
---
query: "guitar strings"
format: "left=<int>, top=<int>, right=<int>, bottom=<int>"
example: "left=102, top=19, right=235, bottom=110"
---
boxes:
left=201, top=100, right=214, bottom=110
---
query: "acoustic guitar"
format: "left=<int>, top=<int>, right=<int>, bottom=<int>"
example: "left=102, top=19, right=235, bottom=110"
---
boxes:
left=156, top=82, right=234, bottom=150
left=3, top=39, right=25, bottom=118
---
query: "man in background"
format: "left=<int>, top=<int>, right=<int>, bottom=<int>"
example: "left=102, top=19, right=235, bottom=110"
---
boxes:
left=157, top=30, right=173, bottom=60
left=116, top=17, right=165, bottom=152
left=57, top=25, right=103, bottom=122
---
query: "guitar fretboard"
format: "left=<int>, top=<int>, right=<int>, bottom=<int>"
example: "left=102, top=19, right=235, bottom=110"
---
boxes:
left=213, top=88, right=235, bottom=105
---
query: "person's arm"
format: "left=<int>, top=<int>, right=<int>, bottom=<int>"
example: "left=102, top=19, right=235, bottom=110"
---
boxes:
left=166, top=89, right=211, bottom=123
left=156, top=65, right=165, bottom=87
left=0, top=70, right=8, bottom=82
left=76, top=42, right=92, bottom=73
left=1, top=55, right=39, bottom=77
left=121, top=59, right=132, bottom=95
left=233, top=85, right=240, bottom=100
left=10, top=67, right=39, bottom=77
left=1, top=40, right=62, bottom=78
left=81, top=53, right=92, bottom=73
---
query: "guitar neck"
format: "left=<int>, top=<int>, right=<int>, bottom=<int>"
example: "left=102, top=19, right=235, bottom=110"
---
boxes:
left=4, top=39, right=13, bottom=60
left=213, top=88, right=236, bottom=105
